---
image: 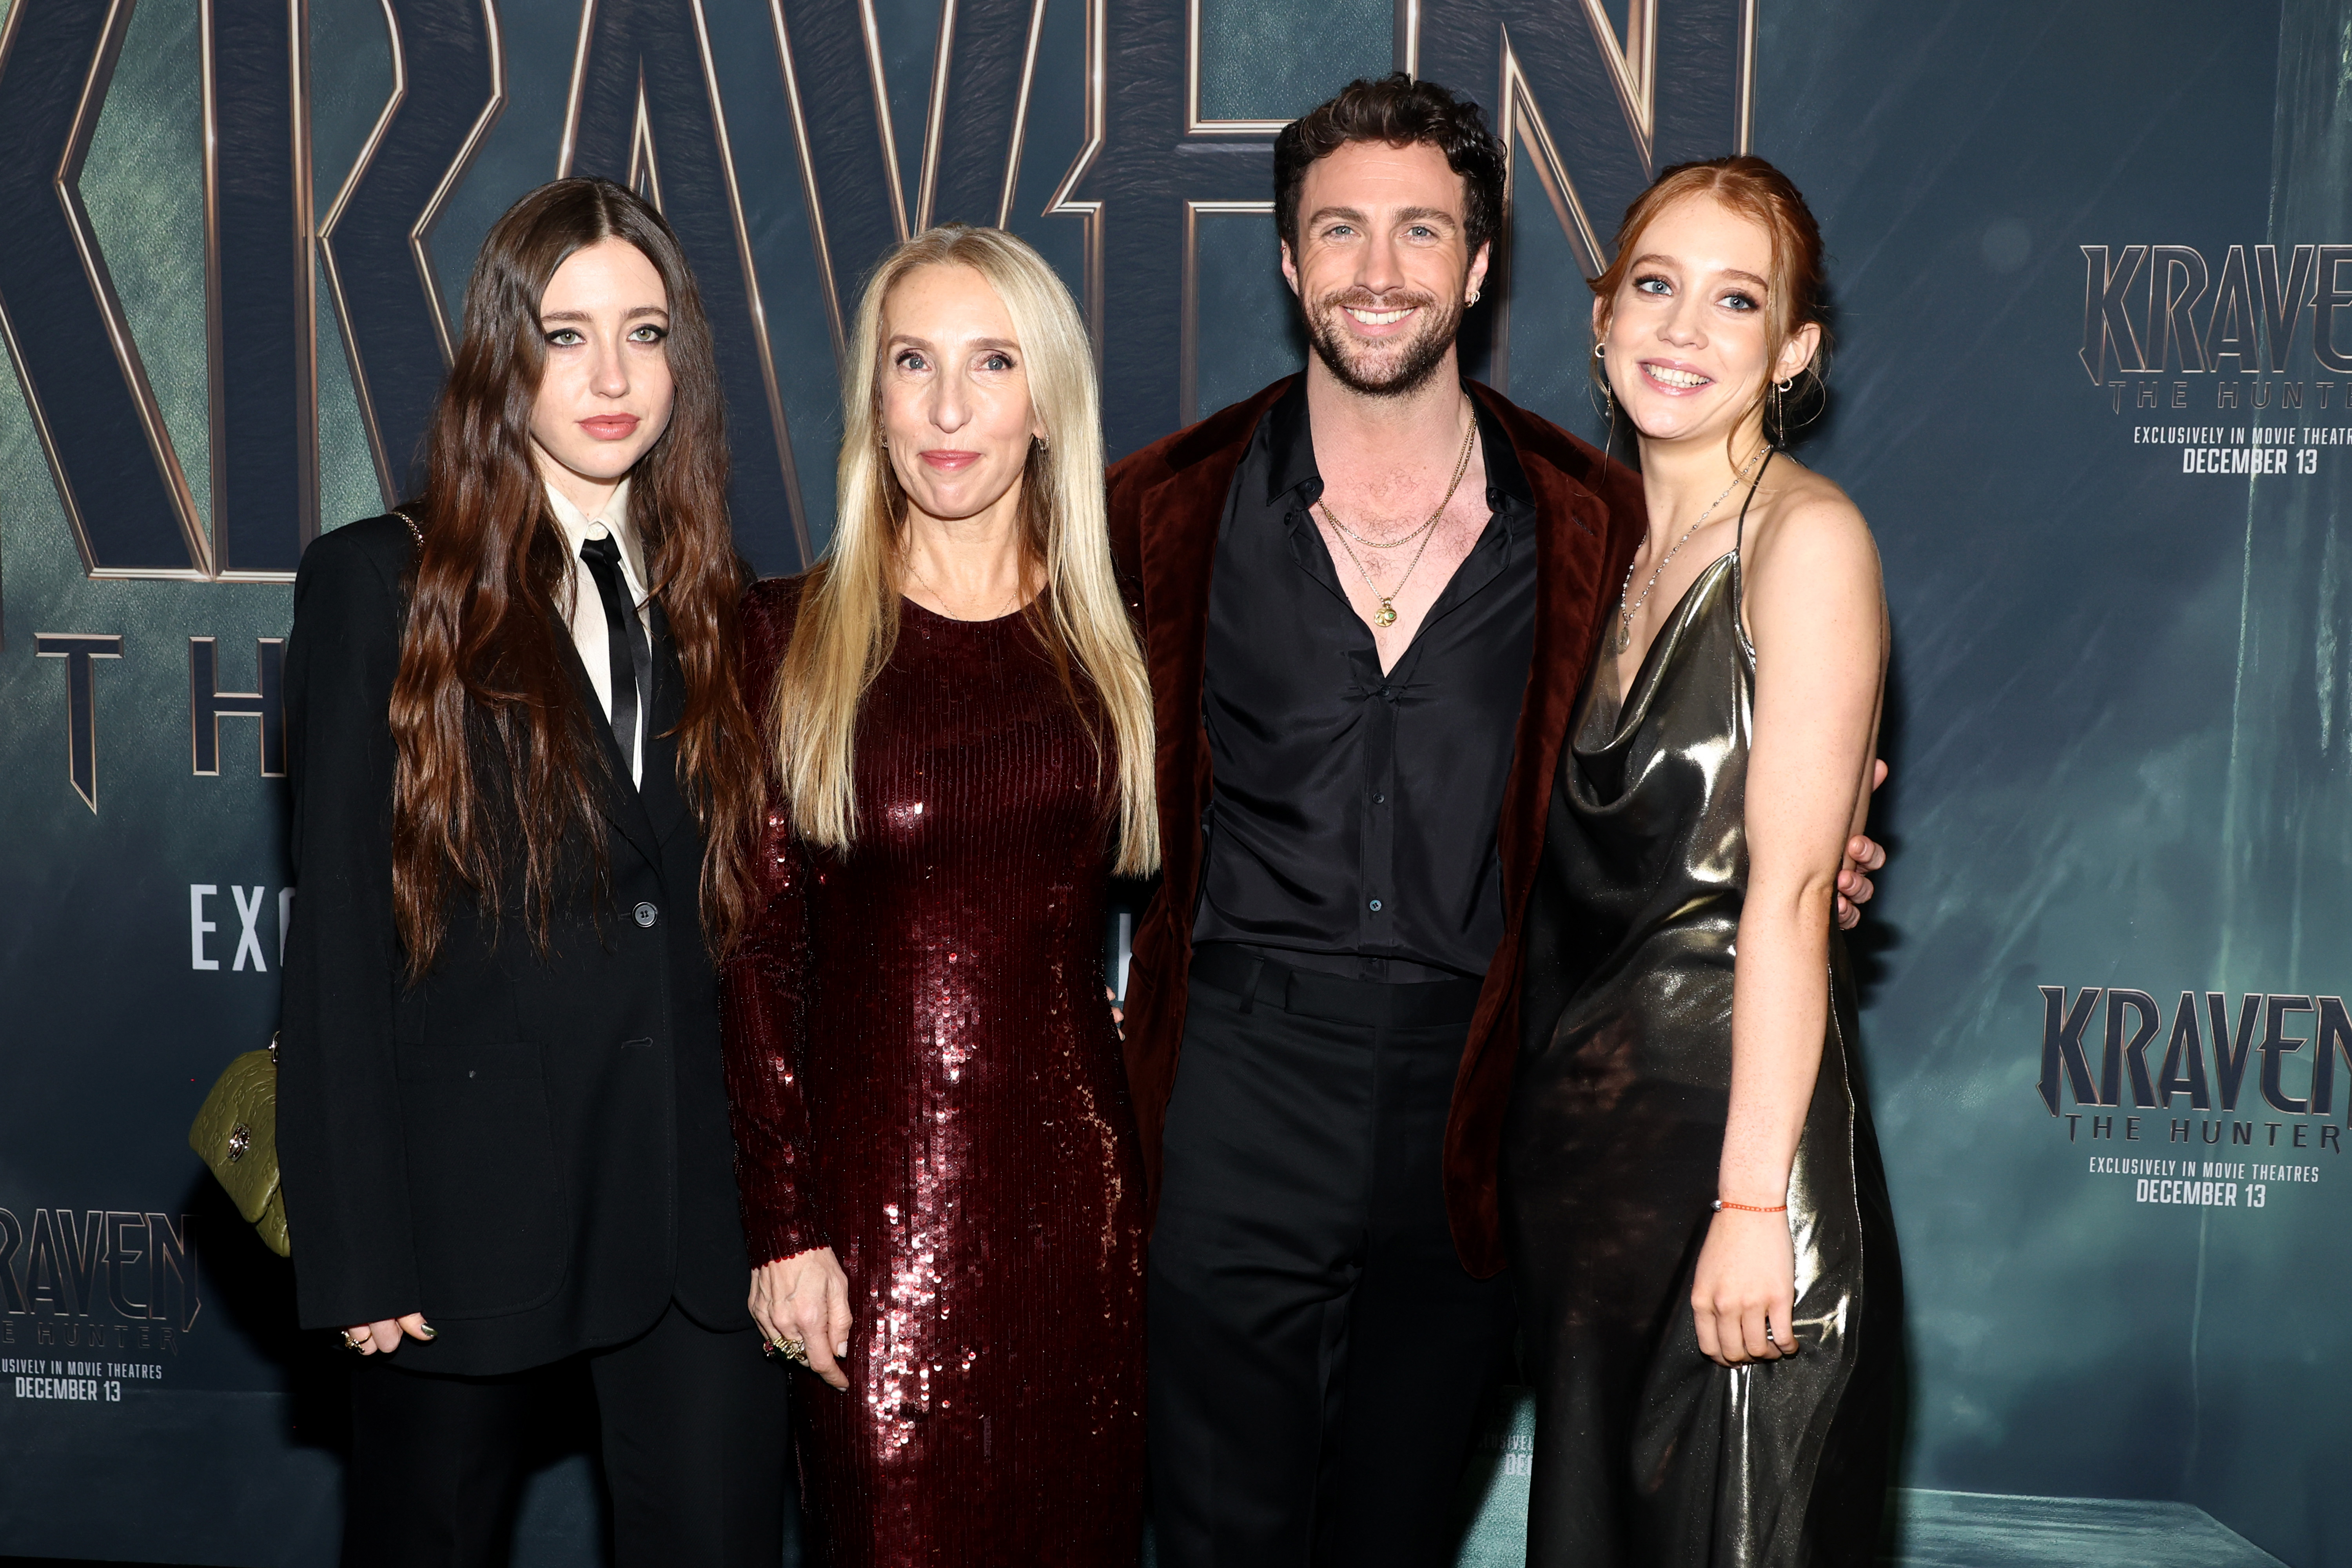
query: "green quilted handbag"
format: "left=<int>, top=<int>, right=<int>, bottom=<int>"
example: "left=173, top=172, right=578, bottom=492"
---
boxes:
left=189, top=1034, right=289, bottom=1257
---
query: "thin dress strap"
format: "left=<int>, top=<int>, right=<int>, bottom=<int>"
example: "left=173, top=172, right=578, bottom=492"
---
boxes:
left=1731, top=448, right=1775, bottom=652
left=1732, top=448, right=1774, bottom=556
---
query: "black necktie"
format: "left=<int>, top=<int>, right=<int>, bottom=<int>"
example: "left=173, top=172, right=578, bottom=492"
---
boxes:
left=579, top=533, right=650, bottom=783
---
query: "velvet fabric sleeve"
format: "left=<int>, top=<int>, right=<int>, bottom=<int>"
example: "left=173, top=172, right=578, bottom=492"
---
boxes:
left=720, top=578, right=828, bottom=1267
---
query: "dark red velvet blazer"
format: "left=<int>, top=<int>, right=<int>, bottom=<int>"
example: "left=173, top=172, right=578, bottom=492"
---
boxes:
left=1106, top=375, right=1646, bottom=1278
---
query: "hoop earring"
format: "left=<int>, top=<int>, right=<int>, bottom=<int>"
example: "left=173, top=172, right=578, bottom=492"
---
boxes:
left=1468, top=287, right=1482, bottom=306
left=1594, top=341, right=1606, bottom=357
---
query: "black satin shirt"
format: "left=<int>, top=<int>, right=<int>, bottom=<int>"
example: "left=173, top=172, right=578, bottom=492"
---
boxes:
left=1192, top=379, right=1539, bottom=982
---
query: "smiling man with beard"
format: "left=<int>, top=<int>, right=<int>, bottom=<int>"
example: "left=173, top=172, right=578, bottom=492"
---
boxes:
left=1105, top=76, right=1882, bottom=1564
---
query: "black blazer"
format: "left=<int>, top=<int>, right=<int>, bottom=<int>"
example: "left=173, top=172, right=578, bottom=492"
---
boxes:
left=277, top=514, right=749, bottom=1376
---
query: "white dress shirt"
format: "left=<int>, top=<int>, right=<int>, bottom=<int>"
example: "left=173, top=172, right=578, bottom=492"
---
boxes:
left=546, top=477, right=650, bottom=788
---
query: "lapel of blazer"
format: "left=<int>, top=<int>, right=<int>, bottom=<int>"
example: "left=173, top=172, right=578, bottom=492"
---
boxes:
left=1138, top=458, right=1230, bottom=847
left=1467, top=382, right=1643, bottom=1025
left=552, top=612, right=664, bottom=873
left=1131, top=377, right=1296, bottom=910
left=639, top=601, right=691, bottom=852
left=1438, top=387, right=1643, bottom=1275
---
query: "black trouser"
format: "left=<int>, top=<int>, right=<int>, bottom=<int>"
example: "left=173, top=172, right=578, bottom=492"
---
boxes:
left=1149, top=948, right=1516, bottom=1568
left=344, top=1300, right=789, bottom=1568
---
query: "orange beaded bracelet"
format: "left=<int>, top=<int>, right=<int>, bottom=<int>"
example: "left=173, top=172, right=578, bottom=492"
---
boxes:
left=1711, top=1199, right=1789, bottom=1214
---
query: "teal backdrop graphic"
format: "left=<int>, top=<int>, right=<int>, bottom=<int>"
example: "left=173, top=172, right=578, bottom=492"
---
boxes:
left=1, top=1, right=2347, bottom=1565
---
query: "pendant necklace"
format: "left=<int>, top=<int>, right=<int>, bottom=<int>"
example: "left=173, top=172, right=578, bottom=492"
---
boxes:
left=1319, top=401, right=1479, bottom=629
left=1613, top=445, right=1767, bottom=655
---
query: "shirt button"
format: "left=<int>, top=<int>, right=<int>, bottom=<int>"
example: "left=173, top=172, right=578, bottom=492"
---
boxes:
left=1368, top=899, right=1383, bottom=912
left=1372, top=793, right=1385, bottom=804
left=633, top=902, right=658, bottom=928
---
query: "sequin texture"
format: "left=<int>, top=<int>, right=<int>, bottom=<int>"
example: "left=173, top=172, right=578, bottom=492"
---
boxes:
left=723, top=581, right=1147, bottom=1566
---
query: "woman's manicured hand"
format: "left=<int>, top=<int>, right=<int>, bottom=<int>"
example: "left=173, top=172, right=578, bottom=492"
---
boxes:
left=343, top=1313, right=433, bottom=1355
left=750, top=1247, right=853, bottom=1390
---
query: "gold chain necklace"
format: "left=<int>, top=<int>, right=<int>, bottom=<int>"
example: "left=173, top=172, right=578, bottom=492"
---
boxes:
left=1613, top=445, right=1766, bottom=655
left=1326, top=507, right=1441, bottom=552
left=1318, top=403, right=1479, bottom=628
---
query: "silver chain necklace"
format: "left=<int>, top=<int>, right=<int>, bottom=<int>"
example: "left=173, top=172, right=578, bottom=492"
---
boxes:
left=1613, top=445, right=1766, bottom=655
left=1318, top=401, right=1479, bottom=628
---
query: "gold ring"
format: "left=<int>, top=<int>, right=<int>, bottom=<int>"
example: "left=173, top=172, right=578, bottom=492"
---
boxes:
left=779, top=1337, right=809, bottom=1366
left=341, top=1330, right=365, bottom=1352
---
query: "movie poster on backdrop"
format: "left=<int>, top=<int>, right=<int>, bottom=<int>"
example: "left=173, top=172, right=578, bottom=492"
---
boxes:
left=2, top=1, right=2349, bottom=1566
left=1774, top=3, right=2352, bottom=1566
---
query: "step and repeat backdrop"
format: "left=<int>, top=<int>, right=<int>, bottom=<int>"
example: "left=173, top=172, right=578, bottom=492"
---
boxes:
left=0, top=0, right=2346, bottom=1564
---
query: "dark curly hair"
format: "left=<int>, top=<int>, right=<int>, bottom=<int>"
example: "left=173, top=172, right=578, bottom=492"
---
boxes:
left=1273, top=74, right=1507, bottom=261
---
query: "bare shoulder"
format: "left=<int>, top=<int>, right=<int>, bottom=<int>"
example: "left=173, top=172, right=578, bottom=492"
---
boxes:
left=1740, top=459, right=1879, bottom=593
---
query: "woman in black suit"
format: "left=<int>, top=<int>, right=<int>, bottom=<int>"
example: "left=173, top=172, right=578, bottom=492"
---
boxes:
left=278, top=178, right=781, bottom=1566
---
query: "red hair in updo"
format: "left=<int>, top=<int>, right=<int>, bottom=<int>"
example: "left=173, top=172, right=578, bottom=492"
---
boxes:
left=1588, top=155, right=1829, bottom=444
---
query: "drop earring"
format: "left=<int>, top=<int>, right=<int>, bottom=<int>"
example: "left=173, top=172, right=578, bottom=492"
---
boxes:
left=1597, top=347, right=1617, bottom=468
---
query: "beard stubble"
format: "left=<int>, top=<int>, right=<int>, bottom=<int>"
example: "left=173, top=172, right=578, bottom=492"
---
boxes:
left=1302, top=287, right=1467, bottom=398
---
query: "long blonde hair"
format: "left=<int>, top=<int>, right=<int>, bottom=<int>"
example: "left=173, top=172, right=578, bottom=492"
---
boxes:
left=770, top=224, right=1158, bottom=875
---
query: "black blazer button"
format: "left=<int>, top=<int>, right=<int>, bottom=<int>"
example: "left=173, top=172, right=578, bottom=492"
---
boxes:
left=633, top=902, right=658, bottom=928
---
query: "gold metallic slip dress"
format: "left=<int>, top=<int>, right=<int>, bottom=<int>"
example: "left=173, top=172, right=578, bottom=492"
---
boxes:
left=1503, top=461, right=1901, bottom=1567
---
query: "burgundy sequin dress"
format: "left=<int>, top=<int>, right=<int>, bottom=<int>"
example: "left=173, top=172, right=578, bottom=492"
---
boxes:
left=722, top=579, right=1147, bottom=1567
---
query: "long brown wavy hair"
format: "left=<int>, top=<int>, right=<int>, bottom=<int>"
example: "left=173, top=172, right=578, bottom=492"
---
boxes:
left=389, top=178, right=761, bottom=975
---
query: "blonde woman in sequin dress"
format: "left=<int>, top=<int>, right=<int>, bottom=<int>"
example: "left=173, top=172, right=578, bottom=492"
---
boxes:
left=719, top=225, right=1158, bottom=1566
